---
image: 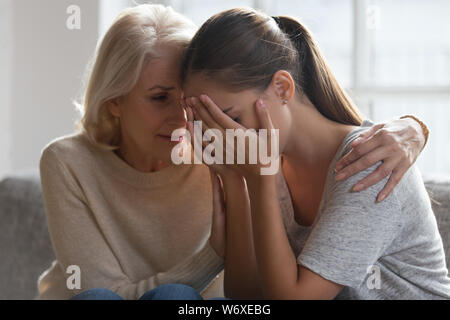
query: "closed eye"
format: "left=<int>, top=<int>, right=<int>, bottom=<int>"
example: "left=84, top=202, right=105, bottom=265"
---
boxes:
left=151, top=94, right=168, bottom=102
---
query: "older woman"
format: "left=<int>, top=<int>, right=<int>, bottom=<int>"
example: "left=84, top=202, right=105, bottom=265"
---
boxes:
left=37, top=4, right=428, bottom=300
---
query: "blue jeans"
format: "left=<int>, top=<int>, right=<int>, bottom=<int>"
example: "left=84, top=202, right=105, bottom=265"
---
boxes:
left=70, top=284, right=230, bottom=300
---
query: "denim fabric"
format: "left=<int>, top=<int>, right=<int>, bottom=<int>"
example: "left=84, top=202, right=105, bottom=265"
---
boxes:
left=70, top=284, right=230, bottom=300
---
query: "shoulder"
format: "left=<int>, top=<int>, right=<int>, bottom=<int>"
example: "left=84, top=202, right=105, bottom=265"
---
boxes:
left=337, top=120, right=374, bottom=161
left=324, top=122, right=403, bottom=216
left=328, top=121, right=428, bottom=209
left=40, top=131, right=96, bottom=167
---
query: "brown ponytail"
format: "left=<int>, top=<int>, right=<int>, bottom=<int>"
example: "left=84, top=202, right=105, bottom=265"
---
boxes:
left=182, top=8, right=363, bottom=126
left=275, top=16, right=362, bottom=125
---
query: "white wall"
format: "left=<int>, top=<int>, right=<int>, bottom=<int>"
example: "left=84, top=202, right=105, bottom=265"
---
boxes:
left=99, top=0, right=132, bottom=39
left=0, top=0, right=100, bottom=180
left=0, top=0, right=13, bottom=180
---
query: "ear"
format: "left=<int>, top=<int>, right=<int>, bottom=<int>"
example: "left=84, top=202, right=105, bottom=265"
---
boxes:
left=270, top=70, right=295, bottom=104
left=106, top=97, right=122, bottom=118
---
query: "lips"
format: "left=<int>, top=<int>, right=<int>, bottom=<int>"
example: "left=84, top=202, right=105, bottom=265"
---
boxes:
left=157, top=134, right=184, bottom=143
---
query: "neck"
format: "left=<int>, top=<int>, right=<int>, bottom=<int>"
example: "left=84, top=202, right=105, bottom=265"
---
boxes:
left=282, top=96, right=356, bottom=173
left=115, top=135, right=171, bottom=173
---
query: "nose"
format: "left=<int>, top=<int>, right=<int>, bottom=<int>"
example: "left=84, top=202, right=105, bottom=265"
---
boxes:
left=166, top=95, right=187, bottom=127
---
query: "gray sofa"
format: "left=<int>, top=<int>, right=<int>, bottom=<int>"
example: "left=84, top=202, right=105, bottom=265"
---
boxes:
left=0, top=170, right=449, bottom=299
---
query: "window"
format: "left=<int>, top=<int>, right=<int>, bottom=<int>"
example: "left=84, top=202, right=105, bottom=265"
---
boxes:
left=351, top=0, right=450, bottom=177
left=170, top=0, right=253, bottom=26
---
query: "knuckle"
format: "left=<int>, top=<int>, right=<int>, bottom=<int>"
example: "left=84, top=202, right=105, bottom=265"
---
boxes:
left=352, top=147, right=362, bottom=158
left=407, top=156, right=414, bottom=166
left=377, top=129, right=390, bottom=141
left=393, top=145, right=403, bottom=155
left=398, top=152, right=408, bottom=162
left=344, top=158, right=353, bottom=167
left=339, top=158, right=348, bottom=167
left=389, top=176, right=400, bottom=189
left=390, top=175, right=400, bottom=185
left=347, top=164, right=358, bottom=176
left=362, top=156, right=374, bottom=167
left=384, top=133, right=395, bottom=144
left=377, top=165, right=391, bottom=178
left=378, top=128, right=389, bottom=136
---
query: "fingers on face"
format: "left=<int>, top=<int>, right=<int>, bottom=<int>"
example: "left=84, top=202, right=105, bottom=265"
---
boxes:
left=189, top=95, right=244, bottom=131
left=255, top=99, right=274, bottom=130
left=187, top=97, right=221, bottom=130
left=184, top=103, right=195, bottom=146
left=200, top=95, right=243, bottom=130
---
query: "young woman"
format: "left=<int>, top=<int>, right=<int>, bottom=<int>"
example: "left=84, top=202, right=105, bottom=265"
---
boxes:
left=180, top=8, right=450, bottom=299
left=38, top=4, right=428, bottom=300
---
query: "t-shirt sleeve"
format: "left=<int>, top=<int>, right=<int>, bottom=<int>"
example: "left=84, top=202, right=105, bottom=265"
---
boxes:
left=297, top=162, right=404, bottom=288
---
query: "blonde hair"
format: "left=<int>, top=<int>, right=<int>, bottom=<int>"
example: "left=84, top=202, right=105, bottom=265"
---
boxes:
left=74, top=4, right=197, bottom=150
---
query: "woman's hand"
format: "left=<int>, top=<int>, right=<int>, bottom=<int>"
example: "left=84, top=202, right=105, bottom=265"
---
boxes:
left=334, top=117, right=427, bottom=202
left=182, top=96, right=237, bottom=259
left=184, top=95, right=279, bottom=180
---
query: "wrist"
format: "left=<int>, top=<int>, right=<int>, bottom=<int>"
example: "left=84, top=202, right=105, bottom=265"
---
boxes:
left=400, top=115, right=429, bottom=149
left=245, top=173, right=277, bottom=190
left=220, top=170, right=245, bottom=185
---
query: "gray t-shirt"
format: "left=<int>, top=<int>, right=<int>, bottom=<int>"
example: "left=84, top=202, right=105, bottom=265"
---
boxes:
left=278, top=121, right=450, bottom=299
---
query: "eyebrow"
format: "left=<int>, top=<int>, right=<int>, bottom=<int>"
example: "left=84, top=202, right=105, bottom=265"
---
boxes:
left=148, top=85, right=175, bottom=91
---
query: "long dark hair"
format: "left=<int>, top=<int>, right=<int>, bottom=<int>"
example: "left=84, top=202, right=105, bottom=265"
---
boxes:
left=181, top=8, right=362, bottom=126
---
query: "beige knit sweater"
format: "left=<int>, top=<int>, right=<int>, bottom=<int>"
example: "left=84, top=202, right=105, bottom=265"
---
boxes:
left=36, top=132, right=224, bottom=300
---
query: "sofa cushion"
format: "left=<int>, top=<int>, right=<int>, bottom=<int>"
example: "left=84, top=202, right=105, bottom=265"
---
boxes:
left=424, top=178, right=450, bottom=268
left=0, top=171, right=55, bottom=299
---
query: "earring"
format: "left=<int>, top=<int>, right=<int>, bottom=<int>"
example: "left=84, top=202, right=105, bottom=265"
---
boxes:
left=283, top=99, right=288, bottom=104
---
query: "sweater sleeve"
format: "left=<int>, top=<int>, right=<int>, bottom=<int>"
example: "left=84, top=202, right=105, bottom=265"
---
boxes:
left=39, top=147, right=224, bottom=300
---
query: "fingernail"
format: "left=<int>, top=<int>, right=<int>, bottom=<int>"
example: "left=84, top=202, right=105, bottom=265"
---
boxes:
left=257, top=99, right=265, bottom=109
left=335, top=172, right=346, bottom=181
left=352, top=137, right=362, bottom=146
left=353, top=183, right=364, bottom=192
left=377, top=193, right=386, bottom=202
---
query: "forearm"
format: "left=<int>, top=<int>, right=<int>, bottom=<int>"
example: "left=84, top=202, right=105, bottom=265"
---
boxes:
left=246, top=176, right=299, bottom=299
left=221, top=174, right=264, bottom=299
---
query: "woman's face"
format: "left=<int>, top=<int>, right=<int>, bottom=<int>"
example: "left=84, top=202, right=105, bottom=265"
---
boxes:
left=108, top=47, right=187, bottom=164
left=183, top=73, right=293, bottom=153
